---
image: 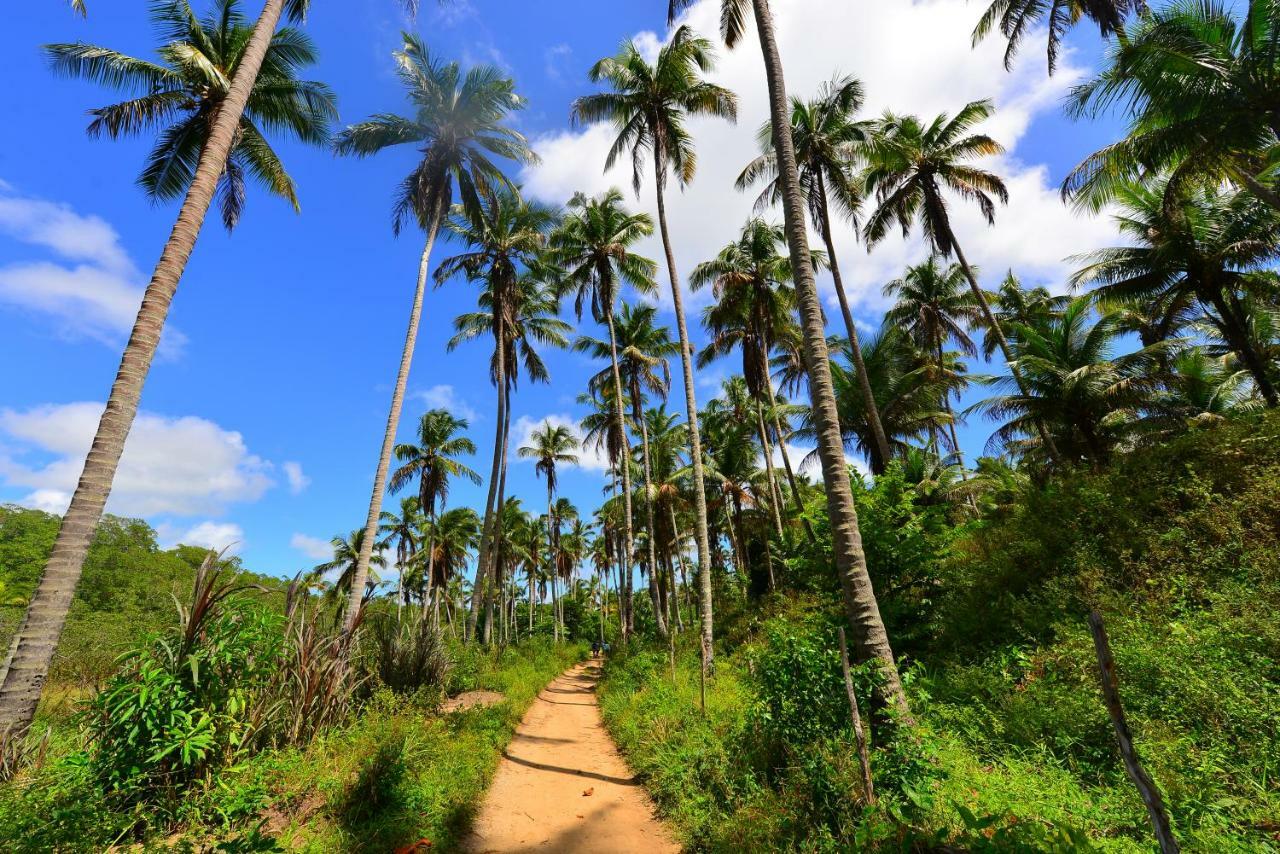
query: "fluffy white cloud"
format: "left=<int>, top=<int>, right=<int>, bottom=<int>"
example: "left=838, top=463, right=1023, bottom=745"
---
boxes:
left=0, top=184, right=186, bottom=356
left=282, top=461, right=310, bottom=495
left=413, top=384, right=480, bottom=423
left=521, top=0, right=1117, bottom=318
left=512, top=413, right=610, bottom=474
left=159, top=521, right=244, bottom=554
left=290, top=532, right=333, bottom=561
left=0, top=402, right=274, bottom=517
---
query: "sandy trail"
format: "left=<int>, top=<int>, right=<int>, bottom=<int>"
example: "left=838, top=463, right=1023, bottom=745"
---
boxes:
left=463, top=661, right=679, bottom=853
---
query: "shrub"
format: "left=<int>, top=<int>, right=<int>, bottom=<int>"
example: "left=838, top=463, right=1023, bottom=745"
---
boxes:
left=357, top=612, right=451, bottom=702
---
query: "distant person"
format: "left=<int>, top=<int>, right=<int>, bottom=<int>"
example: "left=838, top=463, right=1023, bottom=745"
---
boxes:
left=602, top=641, right=611, bottom=657
left=591, top=640, right=601, bottom=658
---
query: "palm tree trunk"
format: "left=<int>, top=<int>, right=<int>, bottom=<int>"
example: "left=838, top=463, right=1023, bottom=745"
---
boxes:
left=547, top=489, right=558, bottom=643
left=1207, top=290, right=1279, bottom=407
left=467, top=315, right=507, bottom=642
left=816, top=178, right=892, bottom=468
left=604, top=313, right=642, bottom=640
left=750, top=0, right=911, bottom=721
left=755, top=400, right=787, bottom=539
left=652, top=150, right=714, bottom=669
left=484, top=398, right=512, bottom=645
left=0, top=0, right=291, bottom=733
left=345, top=200, right=446, bottom=637
left=633, top=384, right=668, bottom=638
left=424, top=511, right=438, bottom=627
left=950, top=239, right=1064, bottom=462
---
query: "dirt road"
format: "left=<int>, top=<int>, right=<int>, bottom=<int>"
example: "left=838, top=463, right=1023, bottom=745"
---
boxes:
left=463, top=661, right=680, bottom=853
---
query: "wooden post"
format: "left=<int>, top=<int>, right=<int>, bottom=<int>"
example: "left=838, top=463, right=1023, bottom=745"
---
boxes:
left=837, top=627, right=876, bottom=805
left=1088, top=611, right=1179, bottom=854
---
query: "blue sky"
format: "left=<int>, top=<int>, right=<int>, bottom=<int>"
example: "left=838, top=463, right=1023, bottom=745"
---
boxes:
left=0, top=0, right=1124, bottom=580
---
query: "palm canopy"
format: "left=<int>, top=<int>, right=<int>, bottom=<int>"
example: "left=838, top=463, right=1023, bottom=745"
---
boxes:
left=862, top=100, right=1008, bottom=256
left=45, top=0, right=336, bottom=230
left=883, top=257, right=982, bottom=358
left=577, top=303, right=679, bottom=416
left=1063, top=0, right=1280, bottom=211
left=388, top=408, right=481, bottom=514
left=570, top=25, right=737, bottom=193
left=518, top=421, right=581, bottom=497
left=333, top=32, right=536, bottom=233
left=310, top=527, right=387, bottom=600
left=737, top=74, right=869, bottom=233
left=424, top=507, right=481, bottom=588
left=972, top=0, right=1148, bottom=74
left=982, top=273, right=1071, bottom=360
left=550, top=188, right=658, bottom=323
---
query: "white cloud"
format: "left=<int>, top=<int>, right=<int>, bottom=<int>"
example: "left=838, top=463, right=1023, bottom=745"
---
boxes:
left=512, top=413, right=610, bottom=474
left=544, top=42, right=573, bottom=82
left=160, top=521, right=244, bottom=554
left=413, top=384, right=480, bottom=423
left=290, top=532, right=333, bottom=561
left=521, top=0, right=1117, bottom=318
left=0, top=184, right=186, bottom=356
left=0, top=402, right=274, bottom=517
left=282, top=461, right=310, bottom=495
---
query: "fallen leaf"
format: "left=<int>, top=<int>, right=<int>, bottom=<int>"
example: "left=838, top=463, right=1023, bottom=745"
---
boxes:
left=582, top=787, right=594, bottom=797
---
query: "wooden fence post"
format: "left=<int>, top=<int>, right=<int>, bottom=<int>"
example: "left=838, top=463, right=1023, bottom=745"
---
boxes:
left=1088, top=611, right=1179, bottom=854
left=837, top=627, right=876, bottom=805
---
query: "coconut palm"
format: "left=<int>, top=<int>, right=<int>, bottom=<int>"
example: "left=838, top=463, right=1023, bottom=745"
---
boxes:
left=437, top=189, right=562, bottom=641
left=862, top=99, right=1062, bottom=466
left=1, top=0, right=321, bottom=733
left=552, top=189, right=660, bottom=636
left=310, top=528, right=388, bottom=610
left=972, top=0, right=1148, bottom=73
left=668, top=0, right=911, bottom=714
left=378, top=496, right=422, bottom=619
left=1064, top=0, right=1280, bottom=212
left=519, top=422, right=580, bottom=641
left=884, top=257, right=983, bottom=458
left=736, top=75, right=892, bottom=465
left=578, top=303, right=681, bottom=636
left=388, top=409, right=480, bottom=622
left=1070, top=178, right=1280, bottom=406
left=572, top=24, right=736, bottom=661
left=982, top=272, right=1071, bottom=360
left=45, top=0, right=335, bottom=231
left=333, top=36, right=535, bottom=639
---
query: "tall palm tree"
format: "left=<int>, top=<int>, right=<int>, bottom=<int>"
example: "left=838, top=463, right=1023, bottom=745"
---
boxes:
left=671, top=0, right=912, bottom=716
left=46, top=0, right=335, bottom=231
left=972, top=0, right=1148, bottom=73
left=426, top=506, right=480, bottom=628
left=519, top=421, right=580, bottom=642
left=884, top=257, right=982, bottom=458
left=552, top=189, right=660, bottom=637
left=982, top=272, right=1071, bottom=360
left=1064, top=0, right=1280, bottom=212
left=0, top=0, right=322, bottom=733
left=1071, top=178, right=1280, bottom=406
left=379, top=496, right=422, bottom=619
left=440, top=199, right=566, bottom=641
left=388, top=409, right=480, bottom=622
left=310, top=528, right=388, bottom=610
left=572, top=25, right=737, bottom=661
left=736, top=74, right=892, bottom=466
left=578, top=303, right=680, bottom=636
left=862, top=99, right=1062, bottom=465
left=333, top=35, right=535, bottom=638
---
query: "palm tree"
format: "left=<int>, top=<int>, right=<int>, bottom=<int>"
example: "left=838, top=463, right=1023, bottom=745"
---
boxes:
left=427, top=506, right=480, bottom=629
left=982, top=272, right=1071, bottom=360
left=972, top=0, right=1148, bottom=73
left=669, top=0, right=912, bottom=716
left=333, top=35, right=535, bottom=639
left=974, top=297, right=1167, bottom=466
left=572, top=25, right=737, bottom=662
left=578, top=303, right=681, bottom=637
left=379, top=496, right=422, bottom=619
left=552, top=189, right=660, bottom=637
left=388, top=409, right=480, bottom=622
left=862, top=99, right=1062, bottom=466
left=884, top=257, right=982, bottom=459
left=1064, top=0, right=1280, bottom=212
left=1, top=0, right=321, bottom=733
left=1155, top=348, right=1262, bottom=427
left=46, top=0, right=335, bottom=231
left=310, top=528, right=388, bottom=611
left=1071, top=179, right=1280, bottom=406
left=736, top=74, right=892, bottom=466
left=519, top=421, right=580, bottom=642
left=440, top=197, right=567, bottom=641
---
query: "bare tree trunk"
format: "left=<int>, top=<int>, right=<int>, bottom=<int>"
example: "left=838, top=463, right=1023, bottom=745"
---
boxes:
left=346, top=201, right=445, bottom=637
left=837, top=628, right=876, bottom=806
left=1088, top=612, right=1180, bottom=854
left=634, top=389, right=668, bottom=637
left=755, top=400, right=786, bottom=539
left=604, top=312, right=640, bottom=640
left=0, top=0, right=291, bottom=733
left=816, top=178, right=891, bottom=468
left=652, top=149, right=714, bottom=670
left=751, top=0, right=911, bottom=721
left=467, top=315, right=507, bottom=642
left=484, top=399, right=512, bottom=646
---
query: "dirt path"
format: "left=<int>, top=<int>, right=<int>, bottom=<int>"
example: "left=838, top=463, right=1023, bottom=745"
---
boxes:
left=463, top=661, right=680, bottom=853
